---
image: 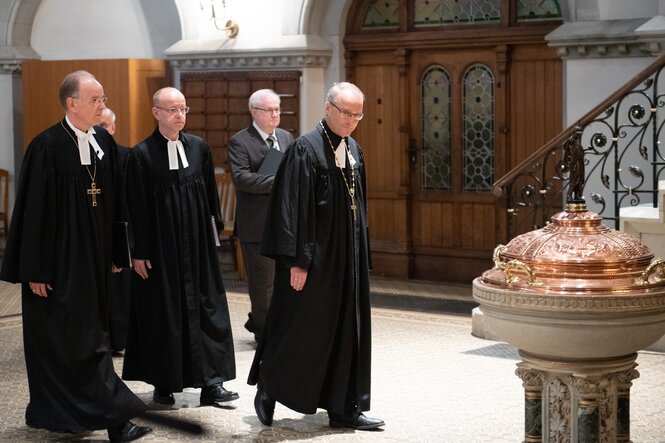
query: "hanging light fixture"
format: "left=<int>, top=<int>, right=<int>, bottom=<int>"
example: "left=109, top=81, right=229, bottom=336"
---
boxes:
left=199, top=0, right=239, bottom=38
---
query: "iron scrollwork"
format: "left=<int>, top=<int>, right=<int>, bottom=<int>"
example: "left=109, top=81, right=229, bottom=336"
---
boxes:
left=499, top=62, right=665, bottom=241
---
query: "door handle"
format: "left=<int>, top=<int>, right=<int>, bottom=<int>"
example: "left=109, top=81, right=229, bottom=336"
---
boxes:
left=408, top=138, right=418, bottom=169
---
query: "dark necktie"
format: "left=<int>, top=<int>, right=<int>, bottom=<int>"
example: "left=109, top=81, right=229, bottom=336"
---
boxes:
left=267, top=136, right=278, bottom=151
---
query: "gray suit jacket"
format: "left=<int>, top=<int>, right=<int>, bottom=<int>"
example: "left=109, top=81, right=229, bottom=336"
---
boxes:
left=227, top=124, right=294, bottom=242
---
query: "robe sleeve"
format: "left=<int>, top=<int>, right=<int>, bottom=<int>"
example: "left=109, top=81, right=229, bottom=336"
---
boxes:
left=0, top=134, right=57, bottom=284
left=260, top=138, right=317, bottom=269
left=356, top=143, right=372, bottom=270
left=202, top=142, right=223, bottom=231
left=125, top=147, right=151, bottom=259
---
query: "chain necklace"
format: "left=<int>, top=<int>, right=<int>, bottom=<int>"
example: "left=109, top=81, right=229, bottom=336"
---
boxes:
left=60, top=121, right=101, bottom=207
left=320, top=120, right=356, bottom=222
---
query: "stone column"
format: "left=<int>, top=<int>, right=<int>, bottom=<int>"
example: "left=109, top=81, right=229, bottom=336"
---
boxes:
left=517, top=351, right=639, bottom=443
left=616, top=367, right=640, bottom=443
left=570, top=376, right=609, bottom=443
left=516, top=364, right=546, bottom=443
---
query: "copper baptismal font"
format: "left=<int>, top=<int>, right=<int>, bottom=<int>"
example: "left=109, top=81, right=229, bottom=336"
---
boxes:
left=473, top=131, right=665, bottom=443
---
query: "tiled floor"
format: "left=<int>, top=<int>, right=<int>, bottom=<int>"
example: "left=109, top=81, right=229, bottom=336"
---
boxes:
left=0, top=274, right=664, bottom=442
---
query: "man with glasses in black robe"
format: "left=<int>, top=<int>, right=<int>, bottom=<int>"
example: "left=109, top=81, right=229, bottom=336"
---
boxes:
left=0, top=70, right=150, bottom=442
left=122, top=87, right=237, bottom=408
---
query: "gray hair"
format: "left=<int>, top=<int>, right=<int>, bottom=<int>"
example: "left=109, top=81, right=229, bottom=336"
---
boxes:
left=248, top=89, right=280, bottom=109
left=101, top=108, right=116, bottom=123
left=59, top=70, right=96, bottom=109
left=326, top=82, right=364, bottom=104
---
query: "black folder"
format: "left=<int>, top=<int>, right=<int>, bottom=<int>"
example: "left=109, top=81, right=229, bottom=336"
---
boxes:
left=258, top=148, right=284, bottom=175
left=112, top=221, right=132, bottom=269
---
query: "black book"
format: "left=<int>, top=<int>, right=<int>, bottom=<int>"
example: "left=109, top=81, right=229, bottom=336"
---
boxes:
left=258, top=148, right=284, bottom=175
left=112, top=221, right=132, bottom=269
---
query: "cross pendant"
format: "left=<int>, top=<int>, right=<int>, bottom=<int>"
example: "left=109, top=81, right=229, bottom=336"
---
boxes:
left=350, top=202, right=357, bottom=223
left=87, top=181, right=102, bottom=207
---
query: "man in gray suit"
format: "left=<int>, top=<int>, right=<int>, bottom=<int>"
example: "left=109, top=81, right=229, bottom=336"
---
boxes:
left=228, top=89, right=294, bottom=342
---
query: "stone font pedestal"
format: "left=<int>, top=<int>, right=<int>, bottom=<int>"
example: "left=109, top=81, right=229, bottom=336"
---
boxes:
left=515, top=352, right=639, bottom=443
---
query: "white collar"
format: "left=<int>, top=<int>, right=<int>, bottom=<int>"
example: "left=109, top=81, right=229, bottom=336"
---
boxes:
left=161, top=134, right=189, bottom=170
left=64, top=116, right=104, bottom=165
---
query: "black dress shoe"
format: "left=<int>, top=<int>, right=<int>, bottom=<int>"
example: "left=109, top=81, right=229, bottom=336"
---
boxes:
left=329, top=412, right=385, bottom=430
left=152, top=387, right=175, bottom=405
left=254, top=383, right=275, bottom=426
left=107, top=421, right=152, bottom=442
left=200, top=383, right=239, bottom=405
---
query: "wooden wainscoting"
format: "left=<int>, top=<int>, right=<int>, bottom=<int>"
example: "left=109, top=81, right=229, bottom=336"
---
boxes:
left=22, top=59, right=167, bottom=148
left=180, top=71, right=300, bottom=171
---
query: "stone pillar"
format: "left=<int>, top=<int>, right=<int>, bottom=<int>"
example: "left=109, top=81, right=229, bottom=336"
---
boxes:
left=570, top=377, right=609, bottom=443
left=616, top=368, right=640, bottom=443
left=516, top=364, right=545, bottom=443
left=517, top=352, right=639, bottom=443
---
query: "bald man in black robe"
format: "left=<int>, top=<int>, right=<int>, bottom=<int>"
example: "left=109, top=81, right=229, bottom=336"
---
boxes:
left=248, top=82, right=384, bottom=431
left=0, top=71, right=150, bottom=441
left=122, top=87, right=237, bottom=406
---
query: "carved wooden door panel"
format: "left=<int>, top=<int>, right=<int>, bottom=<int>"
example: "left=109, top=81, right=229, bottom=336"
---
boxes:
left=180, top=71, right=300, bottom=171
left=407, top=48, right=508, bottom=281
left=344, top=0, right=562, bottom=282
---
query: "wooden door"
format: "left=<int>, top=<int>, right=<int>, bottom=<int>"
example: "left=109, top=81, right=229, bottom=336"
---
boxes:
left=406, top=48, right=507, bottom=281
left=345, top=0, right=563, bottom=282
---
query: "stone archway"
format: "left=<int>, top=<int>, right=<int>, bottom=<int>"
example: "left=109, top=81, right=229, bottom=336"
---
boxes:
left=0, top=0, right=41, bottom=58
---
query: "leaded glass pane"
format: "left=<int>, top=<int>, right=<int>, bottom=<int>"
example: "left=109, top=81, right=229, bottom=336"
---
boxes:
left=517, top=0, right=561, bottom=21
left=463, top=64, right=494, bottom=192
left=362, top=0, right=400, bottom=30
left=414, top=0, right=501, bottom=27
left=421, top=66, right=452, bottom=190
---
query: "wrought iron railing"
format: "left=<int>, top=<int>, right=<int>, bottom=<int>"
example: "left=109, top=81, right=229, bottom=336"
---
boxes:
left=494, top=53, right=665, bottom=241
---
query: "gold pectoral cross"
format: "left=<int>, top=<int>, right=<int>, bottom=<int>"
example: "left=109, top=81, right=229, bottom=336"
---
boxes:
left=349, top=188, right=357, bottom=223
left=87, top=181, right=101, bottom=207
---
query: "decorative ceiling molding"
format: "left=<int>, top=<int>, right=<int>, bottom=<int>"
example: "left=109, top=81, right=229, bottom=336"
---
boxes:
left=547, top=17, right=665, bottom=59
left=0, top=60, right=22, bottom=74
left=165, top=34, right=332, bottom=72
left=168, top=51, right=330, bottom=71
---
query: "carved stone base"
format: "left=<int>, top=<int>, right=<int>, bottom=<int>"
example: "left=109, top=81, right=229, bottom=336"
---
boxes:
left=515, top=352, right=639, bottom=443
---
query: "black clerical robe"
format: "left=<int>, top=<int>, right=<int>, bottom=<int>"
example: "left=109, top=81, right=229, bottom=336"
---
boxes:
left=109, top=144, right=132, bottom=352
left=248, top=122, right=373, bottom=416
left=122, top=128, right=236, bottom=391
left=0, top=120, right=146, bottom=432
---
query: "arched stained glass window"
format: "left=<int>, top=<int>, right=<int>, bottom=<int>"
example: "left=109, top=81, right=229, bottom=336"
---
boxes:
left=421, top=66, right=452, bottom=190
left=362, top=0, right=400, bottom=30
left=517, top=0, right=561, bottom=21
left=463, top=64, right=494, bottom=192
left=414, top=0, right=501, bottom=27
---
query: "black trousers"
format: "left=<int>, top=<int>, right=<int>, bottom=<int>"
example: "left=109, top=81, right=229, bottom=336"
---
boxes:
left=239, top=241, right=274, bottom=340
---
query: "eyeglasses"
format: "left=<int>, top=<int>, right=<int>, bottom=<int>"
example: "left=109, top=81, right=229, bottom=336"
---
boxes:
left=252, top=107, right=281, bottom=114
left=329, top=101, right=363, bottom=121
left=155, top=106, right=190, bottom=115
left=72, top=95, right=108, bottom=106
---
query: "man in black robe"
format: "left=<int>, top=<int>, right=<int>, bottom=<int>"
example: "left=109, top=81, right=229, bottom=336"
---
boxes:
left=248, top=82, right=384, bottom=430
left=100, top=107, right=132, bottom=354
left=122, top=87, right=238, bottom=407
left=0, top=71, right=151, bottom=441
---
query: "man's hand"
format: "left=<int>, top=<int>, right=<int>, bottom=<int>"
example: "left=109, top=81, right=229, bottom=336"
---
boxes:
left=111, top=263, right=122, bottom=273
left=133, top=259, right=152, bottom=279
left=29, top=282, right=53, bottom=298
left=290, top=266, right=308, bottom=291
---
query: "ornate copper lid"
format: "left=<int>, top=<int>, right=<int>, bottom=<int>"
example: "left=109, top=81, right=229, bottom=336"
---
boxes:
left=479, top=203, right=665, bottom=294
